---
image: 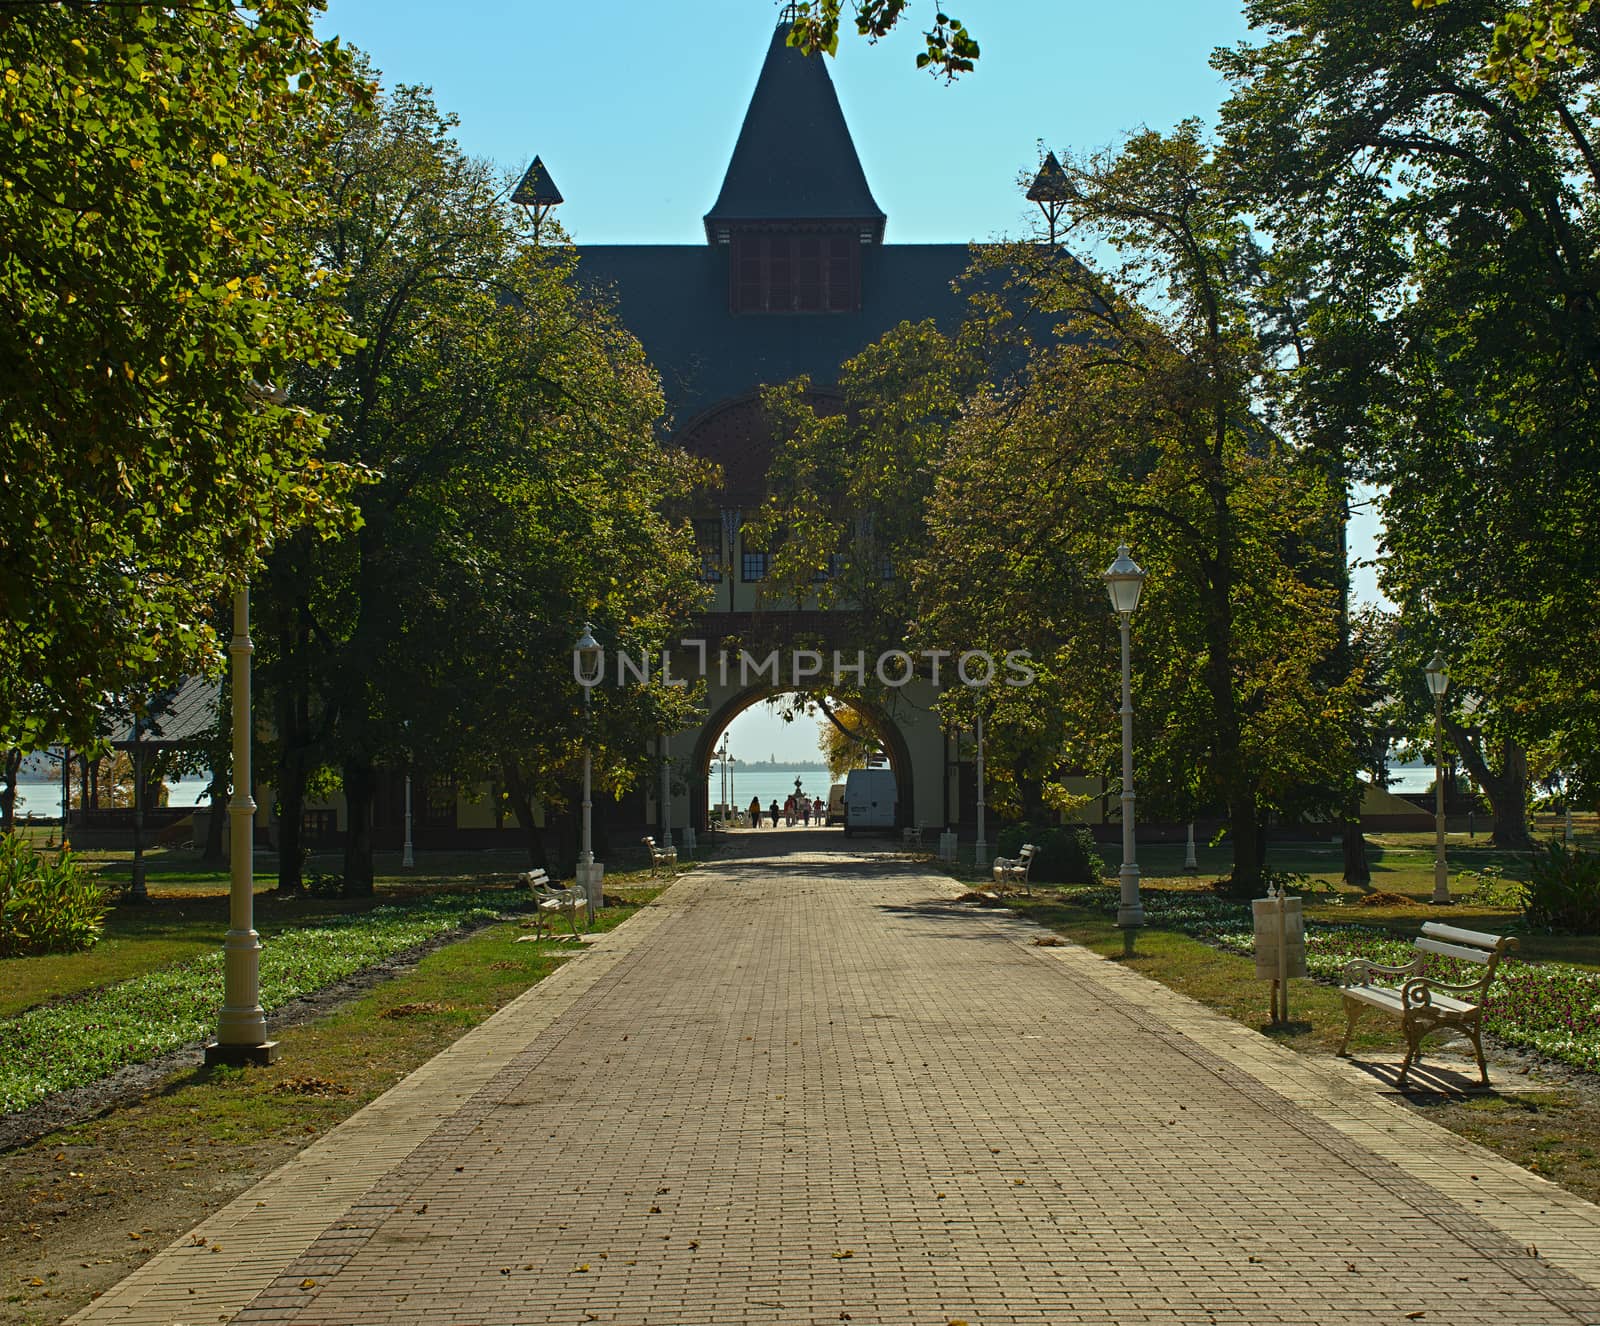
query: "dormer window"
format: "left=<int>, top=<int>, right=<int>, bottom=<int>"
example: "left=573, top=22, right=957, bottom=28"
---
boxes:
left=731, top=231, right=858, bottom=314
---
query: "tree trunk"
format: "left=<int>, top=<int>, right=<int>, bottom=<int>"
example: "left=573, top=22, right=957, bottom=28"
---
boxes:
left=1228, top=794, right=1265, bottom=894
left=274, top=755, right=307, bottom=892
left=0, top=748, right=20, bottom=832
left=1341, top=814, right=1371, bottom=886
left=501, top=759, right=548, bottom=868
left=1445, top=719, right=1532, bottom=850
left=202, top=765, right=228, bottom=866
left=342, top=757, right=376, bottom=895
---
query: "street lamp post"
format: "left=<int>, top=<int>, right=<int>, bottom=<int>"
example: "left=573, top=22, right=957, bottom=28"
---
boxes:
left=1425, top=651, right=1452, bottom=905
left=974, top=713, right=989, bottom=868
left=206, top=588, right=278, bottom=1066
left=574, top=624, right=604, bottom=922
left=661, top=731, right=673, bottom=847
left=1104, top=544, right=1147, bottom=933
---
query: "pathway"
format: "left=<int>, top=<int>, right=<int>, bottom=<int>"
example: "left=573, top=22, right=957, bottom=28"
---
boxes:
left=73, top=833, right=1600, bottom=1324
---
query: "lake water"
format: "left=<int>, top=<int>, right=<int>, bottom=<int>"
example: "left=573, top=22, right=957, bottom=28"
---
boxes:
left=11, top=775, right=215, bottom=819
left=707, top=769, right=837, bottom=815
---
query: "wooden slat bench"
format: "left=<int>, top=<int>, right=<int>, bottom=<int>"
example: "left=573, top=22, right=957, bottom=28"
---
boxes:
left=642, top=835, right=678, bottom=875
left=1338, top=921, right=1516, bottom=1086
left=520, top=868, right=586, bottom=938
left=992, top=843, right=1038, bottom=896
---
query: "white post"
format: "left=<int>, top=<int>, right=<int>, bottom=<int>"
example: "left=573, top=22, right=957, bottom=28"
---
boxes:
left=207, top=588, right=277, bottom=1066
left=1184, top=821, right=1198, bottom=873
left=661, top=732, right=672, bottom=846
left=59, top=746, right=69, bottom=845
left=1566, top=803, right=1575, bottom=845
left=974, top=714, right=989, bottom=869
left=402, top=770, right=414, bottom=868
left=574, top=684, right=603, bottom=921
left=1431, top=689, right=1450, bottom=904
left=1116, top=609, right=1143, bottom=929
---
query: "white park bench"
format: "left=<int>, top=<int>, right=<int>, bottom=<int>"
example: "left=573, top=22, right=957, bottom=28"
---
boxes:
left=521, top=868, right=586, bottom=938
left=642, top=835, right=678, bottom=875
left=1338, top=921, right=1515, bottom=1087
left=992, top=843, right=1038, bottom=896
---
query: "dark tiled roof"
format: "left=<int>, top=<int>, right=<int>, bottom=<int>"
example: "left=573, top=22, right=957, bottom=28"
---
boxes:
left=106, top=675, right=220, bottom=750
left=703, top=23, right=886, bottom=242
left=577, top=243, right=974, bottom=424
left=512, top=156, right=563, bottom=207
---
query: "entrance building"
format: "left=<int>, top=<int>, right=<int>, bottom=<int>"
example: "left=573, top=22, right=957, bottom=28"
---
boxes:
left=576, top=21, right=978, bottom=836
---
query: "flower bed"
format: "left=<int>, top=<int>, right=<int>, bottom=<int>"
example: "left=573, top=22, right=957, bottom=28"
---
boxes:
left=1051, top=885, right=1600, bottom=1075
left=0, top=893, right=509, bottom=1114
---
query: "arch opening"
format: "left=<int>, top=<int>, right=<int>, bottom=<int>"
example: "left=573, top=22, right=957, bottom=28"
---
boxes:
left=687, top=688, right=915, bottom=834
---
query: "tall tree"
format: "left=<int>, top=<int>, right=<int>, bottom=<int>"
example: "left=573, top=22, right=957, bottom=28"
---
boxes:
left=0, top=1, right=366, bottom=751
left=258, top=77, right=706, bottom=891
left=758, top=127, right=1359, bottom=890
left=1218, top=0, right=1600, bottom=807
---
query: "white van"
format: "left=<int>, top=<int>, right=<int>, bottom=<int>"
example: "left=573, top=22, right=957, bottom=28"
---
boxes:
left=826, top=782, right=846, bottom=825
left=843, top=767, right=896, bottom=835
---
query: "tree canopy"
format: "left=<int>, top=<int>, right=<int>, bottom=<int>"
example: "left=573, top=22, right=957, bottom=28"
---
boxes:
left=1219, top=0, right=1600, bottom=804
left=0, top=1, right=368, bottom=751
left=254, top=76, right=707, bottom=890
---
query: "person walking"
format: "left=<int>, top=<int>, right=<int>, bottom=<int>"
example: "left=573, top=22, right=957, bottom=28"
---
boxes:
left=813, top=795, right=825, bottom=823
left=801, top=797, right=811, bottom=827
left=749, top=795, right=763, bottom=828
left=769, top=799, right=780, bottom=827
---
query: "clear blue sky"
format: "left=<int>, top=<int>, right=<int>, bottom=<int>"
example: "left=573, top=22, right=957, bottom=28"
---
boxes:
left=317, top=0, right=1384, bottom=759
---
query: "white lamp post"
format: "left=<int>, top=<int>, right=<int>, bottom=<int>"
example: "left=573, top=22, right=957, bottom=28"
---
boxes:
left=1104, top=544, right=1147, bottom=931
left=974, top=713, right=989, bottom=868
left=1424, top=651, right=1452, bottom=905
left=206, top=588, right=278, bottom=1066
left=574, top=624, right=604, bottom=922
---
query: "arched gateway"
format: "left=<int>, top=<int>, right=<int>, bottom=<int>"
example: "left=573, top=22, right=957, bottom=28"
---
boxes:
left=573, top=20, right=979, bottom=839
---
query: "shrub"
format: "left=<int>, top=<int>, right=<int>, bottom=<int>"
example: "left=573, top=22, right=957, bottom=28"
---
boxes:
left=1524, top=842, right=1600, bottom=933
left=0, top=835, right=111, bottom=957
left=995, top=823, right=1104, bottom=885
left=1461, top=864, right=1527, bottom=911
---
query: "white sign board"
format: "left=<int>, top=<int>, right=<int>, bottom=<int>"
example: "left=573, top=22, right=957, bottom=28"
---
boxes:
left=1252, top=895, right=1307, bottom=980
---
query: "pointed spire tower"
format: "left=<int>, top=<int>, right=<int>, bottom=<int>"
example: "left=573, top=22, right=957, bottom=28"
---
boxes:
left=705, top=20, right=885, bottom=266
left=1027, top=151, right=1071, bottom=247
left=512, top=156, right=563, bottom=241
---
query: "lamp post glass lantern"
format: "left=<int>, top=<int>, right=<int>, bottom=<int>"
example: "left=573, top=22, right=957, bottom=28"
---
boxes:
left=1425, top=651, right=1452, bottom=905
left=1104, top=545, right=1146, bottom=930
left=573, top=624, right=604, bottom=921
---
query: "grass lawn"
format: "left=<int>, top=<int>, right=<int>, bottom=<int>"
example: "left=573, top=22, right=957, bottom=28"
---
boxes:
left=1, top=846, right=684, bottom=1324
left=953, top=820, right=1600, bottom=1204
left=1, top=845, right=556, bottom=1018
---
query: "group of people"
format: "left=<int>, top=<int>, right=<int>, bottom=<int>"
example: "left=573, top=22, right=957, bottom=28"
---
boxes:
left=747, top=792, right=825, bottom=828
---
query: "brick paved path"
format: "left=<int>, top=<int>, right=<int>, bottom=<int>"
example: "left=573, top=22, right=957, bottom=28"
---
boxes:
left=75, top=835, right=1600, bottom=1324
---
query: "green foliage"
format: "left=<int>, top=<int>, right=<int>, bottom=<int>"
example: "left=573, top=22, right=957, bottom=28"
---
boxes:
left=0, top=891, right=506, bottom=1112
left=0, top=2, right=370, bottom=749
left=1218, top=0, right=1600, bottom=803
left=0, top=835, right=109, bottom=958
left=1463, top=864, right=1529, bottom=911
left=255, top=77, right=708, bottom=889
left=785, top=1, right=978, bottom=79
left=1525, top=842, right=1600, bottom=933
left=995, top=823, right=1104, bottom=885
left=1417, top=0, right=1594, bottom=97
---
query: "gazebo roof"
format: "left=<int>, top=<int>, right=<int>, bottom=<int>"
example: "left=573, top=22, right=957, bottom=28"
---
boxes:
left=106, top=675, right=219, bottom=751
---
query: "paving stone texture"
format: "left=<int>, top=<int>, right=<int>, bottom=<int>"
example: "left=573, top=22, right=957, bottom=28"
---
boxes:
left=71, top=833, right=1600, bottom=1325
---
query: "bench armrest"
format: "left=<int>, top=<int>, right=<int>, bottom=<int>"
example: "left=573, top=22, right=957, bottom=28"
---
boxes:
left=1401, top=974, right=1490, bottom=1009
left=1342, top=956, right=1420, bottom=986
